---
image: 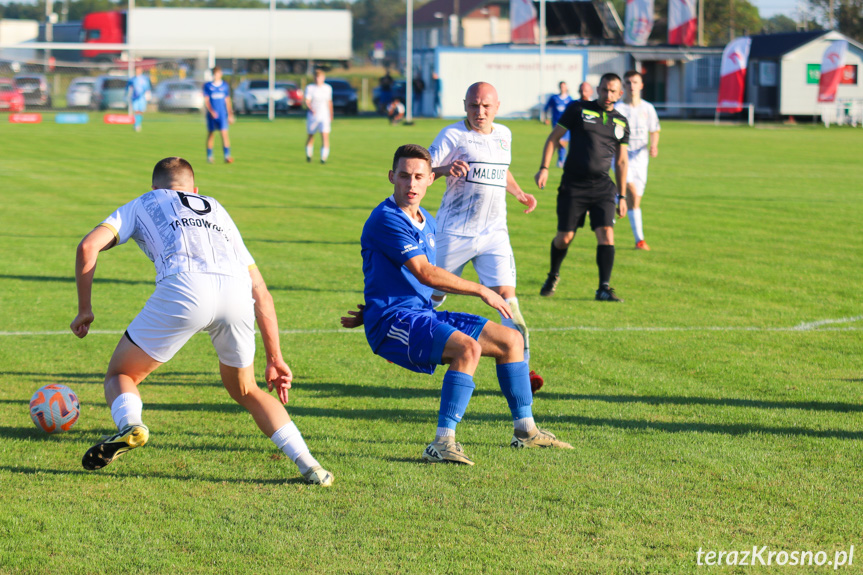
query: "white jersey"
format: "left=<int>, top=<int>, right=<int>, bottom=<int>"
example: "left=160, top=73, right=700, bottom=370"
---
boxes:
left=100, top=189, right=255, bottom=284
left=429, top=120, right=512, bottom=237
left=304, top=83, right=332, bottom=120
left=614, top=100, right=660, bottom=152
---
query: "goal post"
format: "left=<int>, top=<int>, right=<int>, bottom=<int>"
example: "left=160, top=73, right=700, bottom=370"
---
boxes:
left=652, top=102, right=756, bottom=127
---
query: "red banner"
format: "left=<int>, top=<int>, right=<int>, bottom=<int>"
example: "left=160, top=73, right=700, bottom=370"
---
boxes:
left=668, top=0, right=696, bottom=46
left=717, top=37, right=752, bottom=113
left=103, top=114, right=134, bottom=125
left=9, top=113, right=42, bottom=124
left=818, top=41, right=848, bottom=103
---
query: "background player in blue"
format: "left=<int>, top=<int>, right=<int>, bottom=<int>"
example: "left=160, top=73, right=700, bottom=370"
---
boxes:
left=203, top=66, right=235, bottom=164
left=127, top=67, right=151, bottom=133
left=544, top=81, right=572, bottom=168
left=341, top=144, right=571, bottom=466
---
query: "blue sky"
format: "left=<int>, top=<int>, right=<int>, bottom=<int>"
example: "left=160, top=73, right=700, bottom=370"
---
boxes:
left=749, top=0, right=799, bottom=19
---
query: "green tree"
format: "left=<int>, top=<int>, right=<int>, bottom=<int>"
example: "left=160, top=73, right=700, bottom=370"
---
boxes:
left=351, top=0, right=406, bottom=55
left=761, top=14, right=798, bottom=33
left=810, top=0, right=863, bottom=42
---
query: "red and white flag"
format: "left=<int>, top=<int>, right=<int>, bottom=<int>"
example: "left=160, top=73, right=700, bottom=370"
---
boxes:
left=717, top=36, right=751, bottom=113
left=511, top=0, right=538, bottom=44
left=818, top=40, right=848, bottom=103
left=624, top=0, right=654, bottom=46
left=668, top=0, right=696, bottom=46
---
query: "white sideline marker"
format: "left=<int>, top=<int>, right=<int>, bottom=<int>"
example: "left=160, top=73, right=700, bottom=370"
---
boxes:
left=1, top=316, right=861, bottom=337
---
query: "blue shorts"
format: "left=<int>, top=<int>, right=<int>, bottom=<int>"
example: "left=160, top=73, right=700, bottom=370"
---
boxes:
left=207, top=113, right=229, bottom=132
left=373, top=309, right=488, bottom=374
left=131, top=98, right=147, bottom=113
left=560, top=130, right=570, bottom=144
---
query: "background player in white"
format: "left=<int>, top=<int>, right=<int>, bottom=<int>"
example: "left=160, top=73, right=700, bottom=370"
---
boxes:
left=304, top=68, right=333, bottom=164
left=70, top=157, right=333, bottom=486
left=429, top=82, right=544, bottom=393
left=615, top=70, right=660, bottom=251
left=577, top=81, right=594, bottom=102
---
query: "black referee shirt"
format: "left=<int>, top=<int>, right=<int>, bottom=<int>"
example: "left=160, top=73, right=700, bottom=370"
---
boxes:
left=557, top=99, right=630, bottom=187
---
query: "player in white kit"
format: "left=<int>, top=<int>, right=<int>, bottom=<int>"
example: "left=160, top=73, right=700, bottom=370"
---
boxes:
left=304, top=68, right=334, bottom=164
left=428, top=82, right=544, bottom=393
left=70, top=157, right=333, bottom=486
left=615, top=70, right=660, bottom=251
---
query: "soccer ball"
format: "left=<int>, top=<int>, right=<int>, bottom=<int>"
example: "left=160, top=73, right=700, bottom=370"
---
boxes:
left=29, top=384, right=80, bottom=433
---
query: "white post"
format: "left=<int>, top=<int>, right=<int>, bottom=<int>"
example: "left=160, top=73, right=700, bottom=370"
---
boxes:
left=539, top=0, right=546, bottom=114
left=268, top=0, right=276, bottom=121
left=127, top=0, right=135, bottom=116
left=406, top=0, right=414, bottom=124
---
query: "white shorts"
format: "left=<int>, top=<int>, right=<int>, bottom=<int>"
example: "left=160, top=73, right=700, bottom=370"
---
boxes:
left=307, top=115, right=331, bottom=134
left=126, top=272, right=255, bottom=368
left=433, top=228, right=516, bottom=297
left=626, top=148, right=650, bottom=195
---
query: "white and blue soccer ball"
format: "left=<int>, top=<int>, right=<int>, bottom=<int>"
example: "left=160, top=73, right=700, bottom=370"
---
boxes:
left=29, top=384, right=80, bottom=433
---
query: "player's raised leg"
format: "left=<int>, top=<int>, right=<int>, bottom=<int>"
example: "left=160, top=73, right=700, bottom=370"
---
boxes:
left=220, top=363, right=333, bottom=486
left=475, top=322, right=572, bottom=449
left=82, top=335, right=159, bottom=470
left=423, top=329, right=482, bottom=465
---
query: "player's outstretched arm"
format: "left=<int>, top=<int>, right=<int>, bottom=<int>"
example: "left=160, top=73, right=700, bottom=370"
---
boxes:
left=404, top=255, right=512, bottom=319
left=431, top=160, right=469, bottom=181
left=340, top=304, right=365, bottom=328
left=535, top=125, right=566, bottom=189
left=506, top=170, right=537, bottom=214
left=71, top=225, right=116, bottom=339
left=250, top=267, right=293, bottom=403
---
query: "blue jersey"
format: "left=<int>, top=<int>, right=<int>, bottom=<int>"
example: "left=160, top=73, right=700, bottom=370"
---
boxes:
left=361, top=197, right=437, bottom=351
left=203, top=81, right=230, bottom=117
left=128, top=75, right=151, bottom=102
left=545, top=93, right=573, bottom=126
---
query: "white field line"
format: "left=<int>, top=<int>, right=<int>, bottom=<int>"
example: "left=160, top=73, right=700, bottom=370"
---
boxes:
left=1, top=316, right=861, bottom=337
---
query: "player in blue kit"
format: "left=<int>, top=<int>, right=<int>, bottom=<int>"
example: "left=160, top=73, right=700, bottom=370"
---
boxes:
left=544, top=81, right=573, bottom=168
left=341, top=144, right=571, bottom=466
left=203, top=66, right=235, bottom=164
left=127, top=67, right=151, bottom=132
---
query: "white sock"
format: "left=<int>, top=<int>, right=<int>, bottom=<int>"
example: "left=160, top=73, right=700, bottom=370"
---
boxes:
left=435, top=427, right=455, bottom=441
left=305, top=145, right=313, bottom=159
left=629, top=208, right=644, bottom=242
left=514, top=417, right=536, bottom=434
left=110, top=393, right=143, bottom=431
left=270, top=421, right=320, bottom=475
left=321, top=147, right=330, bottom=162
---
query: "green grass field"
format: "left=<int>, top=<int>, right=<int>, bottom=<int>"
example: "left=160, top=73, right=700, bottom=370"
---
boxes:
left=0, top=113, right=861, bottom=574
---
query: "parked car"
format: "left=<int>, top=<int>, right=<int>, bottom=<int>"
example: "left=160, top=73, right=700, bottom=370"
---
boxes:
left=233, top=79, right=289, bottom=115
left=13, top=74, right=51, bottom=108
left=276, top=81, right=303, bottom=112
left=325, top=78, right=358, bottom=115
left=93, top=76, right=129, bottom=110
left=66, top=77, right=97, bottom=109
left=0, top=78, right=25, bottom=112
left=372, top=79, right=406, bottom=115
left=156, top=80, right=204, bottom=112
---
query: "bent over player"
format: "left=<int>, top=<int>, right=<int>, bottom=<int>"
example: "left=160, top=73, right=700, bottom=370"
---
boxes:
left=341, top=144, right=571, bottom=466
left=615, top=70, right=660, bottom=251
left=70, top=157, right=332, bottom=486
left=428, top=81, right=543, bottom=393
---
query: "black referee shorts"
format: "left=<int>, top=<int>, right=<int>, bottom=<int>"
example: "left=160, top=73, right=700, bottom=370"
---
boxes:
left=556, top=179, right=618, bottom=232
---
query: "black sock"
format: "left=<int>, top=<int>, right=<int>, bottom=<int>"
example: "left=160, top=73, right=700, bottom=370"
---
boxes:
left=596, top=245, right=615, bottom=289
left=550, top=241, right=568, bottom=276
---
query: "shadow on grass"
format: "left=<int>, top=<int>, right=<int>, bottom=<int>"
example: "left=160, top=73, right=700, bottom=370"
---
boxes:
left=553, top=393, right=863, bottom=413
left=0, top=465, right=303, bottom=485
left=1, top=371, right=222, bottom=387
left=0, top=274, right=150, bottom=286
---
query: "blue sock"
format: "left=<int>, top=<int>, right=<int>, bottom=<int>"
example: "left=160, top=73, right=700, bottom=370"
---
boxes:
left=134, top=114, right=142, bottom=130
left=224, top=147, right=231, bottom=159
left=496, top=361, right=533, bottom=421
left=207, top=148, right=213, bottom=160
left=437, top=371, right=475, bottom=430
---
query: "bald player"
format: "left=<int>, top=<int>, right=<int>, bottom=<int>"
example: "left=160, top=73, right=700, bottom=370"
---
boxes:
left=428, top=82, right=544, bottom=393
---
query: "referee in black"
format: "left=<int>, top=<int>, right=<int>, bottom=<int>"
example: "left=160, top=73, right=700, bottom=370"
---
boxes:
left=535, top=72, right=630, bottom=302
